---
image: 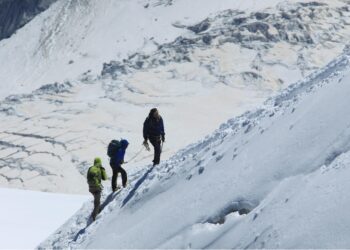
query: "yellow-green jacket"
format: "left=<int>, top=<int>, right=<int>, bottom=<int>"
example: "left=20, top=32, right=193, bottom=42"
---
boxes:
left=87, top=157, right=107, bottom=191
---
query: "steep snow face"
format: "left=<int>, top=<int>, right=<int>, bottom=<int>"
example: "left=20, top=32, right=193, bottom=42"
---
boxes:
left=40, top=47, right=350, bottom=248
left=0, top=188, right=87, bottom=249
left=0, top=0, right=350, bottom=194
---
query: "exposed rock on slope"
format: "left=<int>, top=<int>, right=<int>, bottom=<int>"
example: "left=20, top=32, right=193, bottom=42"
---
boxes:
left=0, top=0, right=56, bottom=40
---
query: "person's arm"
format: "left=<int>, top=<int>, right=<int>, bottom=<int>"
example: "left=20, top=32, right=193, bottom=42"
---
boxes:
left=101, top=167, right=107, bottom=180
left=160, top=117, right=165, bottom=142
left=143, top=118, right=149, bottom=141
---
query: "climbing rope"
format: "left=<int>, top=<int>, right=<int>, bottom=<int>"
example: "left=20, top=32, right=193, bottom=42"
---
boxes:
left=126, top=145, right=145, bottom=163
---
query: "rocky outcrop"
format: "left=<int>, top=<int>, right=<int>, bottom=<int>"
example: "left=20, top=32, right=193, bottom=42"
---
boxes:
left=0, top=0, right=56, bottom=40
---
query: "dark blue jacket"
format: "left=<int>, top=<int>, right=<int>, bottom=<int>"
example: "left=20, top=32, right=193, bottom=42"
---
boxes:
left=110, top=139, right=129, bottom=167
left=143, top=116, right=165, bottom=140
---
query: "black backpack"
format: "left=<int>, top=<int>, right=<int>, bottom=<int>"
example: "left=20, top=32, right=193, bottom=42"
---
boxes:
left=107, top=140, right=121, bottom=158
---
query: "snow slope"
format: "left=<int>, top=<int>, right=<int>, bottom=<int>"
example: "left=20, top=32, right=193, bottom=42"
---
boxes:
left=40, top=45, right=350, bottom=248
left=0, top=188, right=87, bottom=249
left=1, top=0, right=350, bottom=194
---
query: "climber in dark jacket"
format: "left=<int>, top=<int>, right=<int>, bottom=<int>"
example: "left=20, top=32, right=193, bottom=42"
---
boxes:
left=110, top=139, right=129, bottom=192
left=143, top=108, right=165, bottom=166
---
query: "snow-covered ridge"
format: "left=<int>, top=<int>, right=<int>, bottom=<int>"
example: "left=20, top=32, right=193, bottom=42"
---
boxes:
left=40, top=45, right=350, bottom=248
left=1, top=0, right=349, bottom=194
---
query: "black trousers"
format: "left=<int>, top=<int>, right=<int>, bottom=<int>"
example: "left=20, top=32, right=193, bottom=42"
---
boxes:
left=111, top=165, right=127, bottom=189
left=150, top=136, right=162, bottom=165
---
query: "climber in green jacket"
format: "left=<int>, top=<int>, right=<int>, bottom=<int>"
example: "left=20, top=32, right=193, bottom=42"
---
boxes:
left=87, top=157, right=107, bottom=221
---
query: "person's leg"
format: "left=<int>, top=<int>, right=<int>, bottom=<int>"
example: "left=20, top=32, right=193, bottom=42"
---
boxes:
left=149, top=139, right=157, bottom=165
left=152, top=138, right=162, bottom=165
left=119, top=167, right=128, bottom=187
left=92, top=191, right=101, bottom=220
left=111, top=167, right=118, bottom=191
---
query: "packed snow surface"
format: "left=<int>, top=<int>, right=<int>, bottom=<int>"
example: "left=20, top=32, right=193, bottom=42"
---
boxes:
left=41, top=45, right=350, bottom=248
left=0, top=188, right=87, bottom=249
left=1, top=0, right=350, bottom=194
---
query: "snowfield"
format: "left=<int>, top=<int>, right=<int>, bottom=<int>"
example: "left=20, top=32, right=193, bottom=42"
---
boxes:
left=0, top=188, right=87, bottom=249
left=40, top=46, right=350, bottom=248
left=1, top=0, right=350, bottom=248
left=1, top=0, right=350, bottom=194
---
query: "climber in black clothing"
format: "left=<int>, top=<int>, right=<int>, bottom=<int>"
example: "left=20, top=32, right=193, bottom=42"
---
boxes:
left=143, top=108, right=165, bottom=166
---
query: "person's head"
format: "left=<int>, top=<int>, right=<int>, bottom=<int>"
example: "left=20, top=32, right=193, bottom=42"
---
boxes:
left=149, top=108, right=160, bottom=119
left=94, top=157, right=102, bottom=167
left=120, top=139, right=129, bottom=149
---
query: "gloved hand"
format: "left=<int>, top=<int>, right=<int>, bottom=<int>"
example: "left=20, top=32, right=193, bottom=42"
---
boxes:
left=161, top=135, right=165, bottom=142
left=143, top=140, right=151, bottom=151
